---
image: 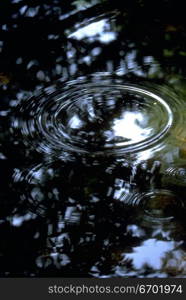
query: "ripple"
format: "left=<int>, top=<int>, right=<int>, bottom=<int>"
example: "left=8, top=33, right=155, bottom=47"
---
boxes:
left=13, top=163, right=63, bottom=216
left=13, top=78, right=177, bottom=157
left=125, top=189, right=184, bottom=222
left=163, top=164, right=186, bottom=187
left=142, top=190, right=183, bottom=221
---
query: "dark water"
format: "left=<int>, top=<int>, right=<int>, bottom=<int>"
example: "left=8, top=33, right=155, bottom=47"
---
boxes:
left=1, top=0, right=186, bottom=277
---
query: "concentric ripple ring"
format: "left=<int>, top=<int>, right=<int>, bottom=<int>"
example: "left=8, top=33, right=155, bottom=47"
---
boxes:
left=14, top=81, right=175, bottom=156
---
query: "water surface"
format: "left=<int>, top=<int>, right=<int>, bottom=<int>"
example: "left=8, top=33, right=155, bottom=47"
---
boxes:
left=1, top=0, right=186, bottom=277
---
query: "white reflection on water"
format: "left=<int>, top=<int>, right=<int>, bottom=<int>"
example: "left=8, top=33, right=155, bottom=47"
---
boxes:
left=113, top=111, right=152, bottom=144
left=10, top=213, right=37, bottom=227
left=124, top=239, right=179, bottom=269
left=69, top=19, right=116, bottom=43
left=68, top=114, right=84, bottom=129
